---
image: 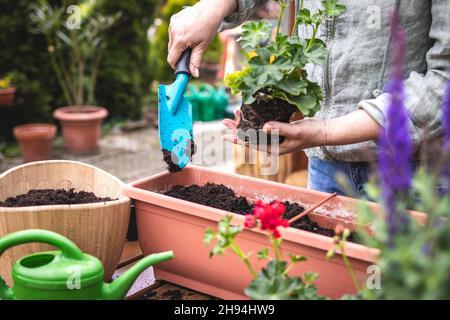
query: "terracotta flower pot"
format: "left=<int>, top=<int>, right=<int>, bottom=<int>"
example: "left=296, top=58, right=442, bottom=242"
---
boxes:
left=125, top=166, right=397, bottom=299
left=0, top=160, right=131, bottom=286
left=13, top=123, right=56, bottom=163
left=53, top=106, right=108, bottom=154
left=0, top=87, right=16, bottom=107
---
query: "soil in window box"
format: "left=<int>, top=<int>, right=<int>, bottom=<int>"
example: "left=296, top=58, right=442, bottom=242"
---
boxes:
left=237, top=94, right=297, bottom=145
left=162, top=183, right=358, bottom=241
left=0, top=188, right=116, bottom=207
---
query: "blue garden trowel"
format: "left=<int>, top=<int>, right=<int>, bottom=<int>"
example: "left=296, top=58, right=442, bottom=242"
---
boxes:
left=158, top=49, right=194, bottom=172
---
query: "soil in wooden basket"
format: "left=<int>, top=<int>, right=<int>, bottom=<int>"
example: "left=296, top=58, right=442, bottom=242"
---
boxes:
left=237, top=95, right=297, bottom=145
left=162, top=183, right=356, bottom=240
left=0, top=188, right=116, bottom=207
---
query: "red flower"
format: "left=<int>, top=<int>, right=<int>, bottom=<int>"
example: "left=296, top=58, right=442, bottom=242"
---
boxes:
left=244, top=214, right=256, bottom=228
left=252, top=200, right=289, bottom=238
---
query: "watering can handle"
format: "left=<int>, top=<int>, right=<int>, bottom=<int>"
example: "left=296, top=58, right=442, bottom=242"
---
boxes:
left=175, top=49, right=192, bottom=76
left=0, top=229, right=85, bottom=298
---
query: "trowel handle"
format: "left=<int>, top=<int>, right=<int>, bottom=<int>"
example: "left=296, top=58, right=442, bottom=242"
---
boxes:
left=175, top=49, right=192, bottom=76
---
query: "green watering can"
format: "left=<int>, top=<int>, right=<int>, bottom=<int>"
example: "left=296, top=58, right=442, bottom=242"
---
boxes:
left=0, top=229, right=174, bottom=300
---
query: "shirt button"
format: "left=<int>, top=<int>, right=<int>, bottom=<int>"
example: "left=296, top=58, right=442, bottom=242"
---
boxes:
left=372, top=89, right=382, bottom=97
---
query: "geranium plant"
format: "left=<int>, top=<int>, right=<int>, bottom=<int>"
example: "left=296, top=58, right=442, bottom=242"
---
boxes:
left=225, top=0, right=345, bottom=142
left=204, top=200, right=324, bottom=300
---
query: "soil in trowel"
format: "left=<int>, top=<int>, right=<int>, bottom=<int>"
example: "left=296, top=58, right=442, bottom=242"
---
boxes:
left=0, top=188, right=116, bottom=207
left=162, top=140, right=196, bottom=173
left=162, top=183, right=357, bottom=240
left=237, top=94, right=297, bottom=145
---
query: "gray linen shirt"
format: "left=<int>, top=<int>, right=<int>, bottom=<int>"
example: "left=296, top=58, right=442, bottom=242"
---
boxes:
left=221, top=0, right=450, bottom=162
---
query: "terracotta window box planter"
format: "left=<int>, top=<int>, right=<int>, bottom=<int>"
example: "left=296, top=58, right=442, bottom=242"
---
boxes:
left=124, top=166, right=426, bottom=299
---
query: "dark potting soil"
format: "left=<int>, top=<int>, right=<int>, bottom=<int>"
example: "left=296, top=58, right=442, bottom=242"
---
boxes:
left=162, top=183, right=355, bottom=240
left=162, top=140, right=196, bottom=173
left=162, top=289, right=183, bottom=300
left=162, top=149, right=183, bottom=173
left=0, top=188, right=116, bottom=207
left=237, top=95, right=297, bottom=145
left=163, top=183, right=253, bottom=215
left=282, top=202, right=334, bottom=237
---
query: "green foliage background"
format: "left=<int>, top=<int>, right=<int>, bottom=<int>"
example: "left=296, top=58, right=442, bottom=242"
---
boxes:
left=148, top=0, right=223, bottom=83
left=0, top=0, right=159, bottom=141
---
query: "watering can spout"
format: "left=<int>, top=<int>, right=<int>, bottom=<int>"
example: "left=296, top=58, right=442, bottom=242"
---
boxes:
left=100, top=251, right=174, bottom=300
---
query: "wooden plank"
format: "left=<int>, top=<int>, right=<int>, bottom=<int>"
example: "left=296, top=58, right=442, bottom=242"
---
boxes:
left=118, top=241, right=216, bottom=300
left=118, top=241, right=143, bottom=268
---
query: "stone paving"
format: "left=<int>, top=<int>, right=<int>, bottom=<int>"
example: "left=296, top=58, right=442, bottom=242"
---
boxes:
left=0, top=122, right=234, bottom=183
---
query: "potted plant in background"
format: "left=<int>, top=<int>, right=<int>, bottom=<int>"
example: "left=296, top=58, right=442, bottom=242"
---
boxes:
left=225, top=0, right=345, bottom=144
left=13, top=123, right=57, bottom=163
left=0, top=75, right=16, bottom=107
left=29, top=3, right=120, bottom=154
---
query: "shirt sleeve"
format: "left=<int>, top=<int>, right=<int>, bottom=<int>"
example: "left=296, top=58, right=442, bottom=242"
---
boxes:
left=358, top=0, right=450, bottom=150
left=219, top=0, right=265, bottom=31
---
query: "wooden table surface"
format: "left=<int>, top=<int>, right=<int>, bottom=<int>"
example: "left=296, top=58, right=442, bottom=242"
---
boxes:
left=118, top=241, right=216, bottom=300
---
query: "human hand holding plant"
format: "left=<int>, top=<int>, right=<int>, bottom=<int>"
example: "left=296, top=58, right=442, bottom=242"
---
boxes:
left=223, top=0, right=381, bottom=153
left=223, top=108, right=379, bottom=155
left=223, top=110, right=327, bottom=155
left=204, top=200, right=324, bottom=300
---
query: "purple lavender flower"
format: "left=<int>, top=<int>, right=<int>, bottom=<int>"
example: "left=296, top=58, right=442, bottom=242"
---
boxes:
left=378, top=11, right=412, bottom=246
left=441, top=80, right=450, bottom=189
left=443, top=80, right=450, bottom=147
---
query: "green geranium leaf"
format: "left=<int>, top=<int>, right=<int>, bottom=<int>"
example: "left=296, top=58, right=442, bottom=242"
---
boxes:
left=303, top=272, right=319, bottom=283
left=311, top=10, right=325, bottom=25
left=244, top=261, right=324, bottom=300
left=298, top=95, right=319, bottom=112
left=290, top=254, right=307, bottom=263
left=322, top=0, right=347, bottom=17
left=224, top=68, right=251, bottom=95
left=258, top=247, right=269, bottom=259
left=203, top=228, right=215, bottom=245
left=238, top=21, right=273, bottom=51
left=305, top=40, right=327, bottom=65
left=206, top=215, right=244, bottom=258
left=295, top=8, right=312, bottom=25
left=276, top=76, right=307, bottom=96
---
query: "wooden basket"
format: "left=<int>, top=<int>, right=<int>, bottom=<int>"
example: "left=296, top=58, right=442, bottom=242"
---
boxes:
left=0, top=160, right=130, bottom=286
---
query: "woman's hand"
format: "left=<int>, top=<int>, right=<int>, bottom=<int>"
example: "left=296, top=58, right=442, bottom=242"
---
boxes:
left=222, top=110, right=327, bottom=155
left=168, top=0, right=237, bottom=77
left=222, top=109, right=380, bottom=155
